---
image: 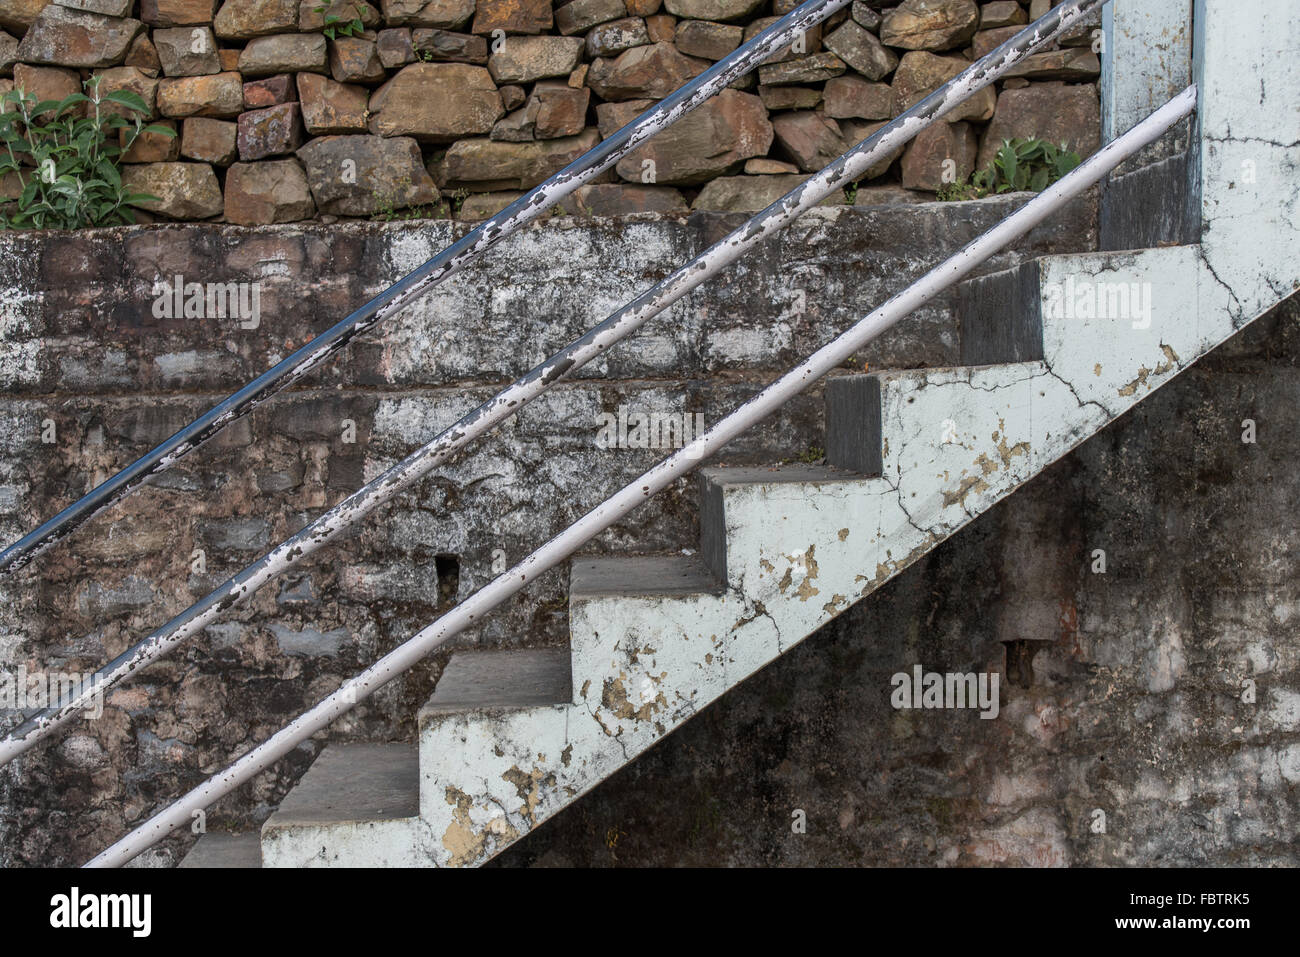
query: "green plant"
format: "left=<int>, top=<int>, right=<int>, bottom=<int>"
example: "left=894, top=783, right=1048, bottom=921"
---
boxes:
left=369, top=174, right=451, bottom=222
left=936, top=177, right=983, bottom=202
left=0, top=75, right=174, bottom=229
left=937, top=137, right=1081, bottom=202
left=314, top=2, right=370, bottom=39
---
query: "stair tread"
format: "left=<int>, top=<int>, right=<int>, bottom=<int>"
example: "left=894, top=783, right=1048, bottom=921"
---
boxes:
left=871, top=360, right=1046, bottom=380
left=421, top=647, right=571, bottom=715
left=570, top=554, right=722, bottom=598
left=178, top=832, right=261, bottom=868
left=701, top=463, right=867, bottom=486
left=263, top=743, right=418, bottom=828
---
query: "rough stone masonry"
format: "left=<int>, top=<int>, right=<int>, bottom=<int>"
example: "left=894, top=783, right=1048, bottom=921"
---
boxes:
left=0, top=0, right=1101, bottom=224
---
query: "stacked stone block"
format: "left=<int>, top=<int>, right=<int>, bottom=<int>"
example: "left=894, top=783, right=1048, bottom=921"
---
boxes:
left=0, top=0, right=1100, bottom=223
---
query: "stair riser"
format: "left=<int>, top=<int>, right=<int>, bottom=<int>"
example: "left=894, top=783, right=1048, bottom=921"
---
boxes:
left=825, top=374, right=883, bottom=476
left=262, top=819, right=426, bottom=868
left=957, top=260, right=1045, bottom=367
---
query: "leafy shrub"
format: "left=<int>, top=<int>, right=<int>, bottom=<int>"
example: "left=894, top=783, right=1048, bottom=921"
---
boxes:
left=937, top=137, right=1082, bottom=202
left=0, top=75, right=175, bottom=229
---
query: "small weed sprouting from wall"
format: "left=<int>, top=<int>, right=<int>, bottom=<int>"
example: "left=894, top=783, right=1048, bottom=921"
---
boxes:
left=937, top=137, right=1081, bottom=202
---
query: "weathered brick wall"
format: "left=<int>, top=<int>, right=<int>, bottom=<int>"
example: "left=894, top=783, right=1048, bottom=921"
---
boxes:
left=0, top=195, right=1095, bottom=865
left=0, top=0, right=1100, bottom=224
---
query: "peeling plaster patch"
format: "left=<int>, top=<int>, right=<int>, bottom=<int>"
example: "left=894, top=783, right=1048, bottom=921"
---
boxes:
left=1117, top=344, right=1179, bottom=397
left=502, top=764, right=554, bottom=824
left=942, top=473, right=990, bottom=509
left=601, top=674, right=666, bottom=722
left=859, top=534, right=939, bottom=596
left=782, top=545, right=819, bottom=602
left=994, top=432, right=1030, bottom=468
left=442, top=785, right=518, bottom=868
left=821, top=594, right=847, bottom=616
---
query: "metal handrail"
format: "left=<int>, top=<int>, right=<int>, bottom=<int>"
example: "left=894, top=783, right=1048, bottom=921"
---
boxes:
left=0, top=0, right=1109, bottom=770
left=90, top=72, right=1198, bottom=872
left=0, top=0, right=851, bottom=578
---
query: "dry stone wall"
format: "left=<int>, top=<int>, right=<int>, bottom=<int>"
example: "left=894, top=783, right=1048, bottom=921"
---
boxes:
left=0, top=0, right=1100, bottom=224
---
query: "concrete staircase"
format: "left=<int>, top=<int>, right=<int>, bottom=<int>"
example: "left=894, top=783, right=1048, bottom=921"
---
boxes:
left=183, top=241, right=1293, bottom=867
left=178, top=0, right=1300, bottom=869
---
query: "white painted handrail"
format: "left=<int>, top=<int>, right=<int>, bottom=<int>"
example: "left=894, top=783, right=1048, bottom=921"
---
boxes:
left=87, top=84, right=1198, bottom=868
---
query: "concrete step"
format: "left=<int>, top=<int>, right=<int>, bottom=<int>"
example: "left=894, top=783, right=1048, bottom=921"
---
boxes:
left=179, top=831, right=261, bottom=868
left=568, top=555, right=731, bottom=695
left=420, top=647, right=572, bottom=715
left=956, top=245, right=1205, bottom=417
left=698, top=464, right=873, bottom=587
left=261, top=742, right=422, bottom=867
left=570, top=554, right=722, bottom=600
left=417, top=648, right=576, bottom=866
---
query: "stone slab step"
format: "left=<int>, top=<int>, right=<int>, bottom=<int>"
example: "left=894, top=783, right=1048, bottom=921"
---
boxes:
left=261, top=742, right=422, bottom=867
left=569, top=554, right=722, bottom=600
left=178, top=831, right=261, bottom=868
left=420, top=647, right=572, bottom=716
